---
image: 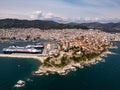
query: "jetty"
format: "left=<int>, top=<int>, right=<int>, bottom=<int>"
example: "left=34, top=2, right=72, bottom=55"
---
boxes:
left=0, top=53, right=48, bottom=63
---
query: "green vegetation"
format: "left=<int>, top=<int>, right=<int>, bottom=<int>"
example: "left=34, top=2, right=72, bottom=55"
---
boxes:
left=59, top=43, right=63, bottom=51
left=61, top=56, right=70, bottom=67
left=43, top=40, right=109, bottom=68
left=85, top=52, right=100, bottom=60
left=43, top=57, right=52, bottom=67
left=101, top=48, right=107, bottom=53
left=72, top=56, right=82, bottom=62
left=26, top=35, right=31, bottom=40
left=72, top=55, right=87, bottom=62
left=81, top=36, right=85, bottom=40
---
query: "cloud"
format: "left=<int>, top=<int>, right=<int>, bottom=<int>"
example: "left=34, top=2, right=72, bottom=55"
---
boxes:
left=0, top=0, right=120, bottom=23
left=30, top=10, right=120, bottom=23
left=30, top=10, right=67, bottom=22
left=30, top=10, right=101, bottom=23
left=30, top=11, right=43, bottom=20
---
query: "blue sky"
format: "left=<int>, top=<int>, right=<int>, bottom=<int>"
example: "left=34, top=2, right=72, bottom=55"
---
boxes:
left=0, top=0, right=120, bottom=23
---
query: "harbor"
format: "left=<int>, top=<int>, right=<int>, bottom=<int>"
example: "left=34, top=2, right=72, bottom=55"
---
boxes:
left=0, top=41, right=59, bottom=63
left=0, top=28, right=116, bottom=75
left=0, top=42, right=49, bottom=63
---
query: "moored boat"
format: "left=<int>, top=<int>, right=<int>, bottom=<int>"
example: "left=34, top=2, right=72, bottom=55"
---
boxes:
left=26, top=43, right=44, bottom=49
left=33, top=43, right=44, bottom=49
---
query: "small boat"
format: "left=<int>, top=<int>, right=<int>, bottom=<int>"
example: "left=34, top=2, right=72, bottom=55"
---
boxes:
left=33, top=43, right=44, bottom=49
left=14, top=80, right=25, bottom=88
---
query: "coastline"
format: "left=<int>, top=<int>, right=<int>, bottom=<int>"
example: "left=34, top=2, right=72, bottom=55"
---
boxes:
left=0, top=30, right=118, bottom=76
left=0, top=48, right=115, bottom=76
left=34, top=50, right=114, bottom=76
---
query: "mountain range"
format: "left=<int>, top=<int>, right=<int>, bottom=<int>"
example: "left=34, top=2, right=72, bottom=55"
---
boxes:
left=0, top=19, right=120, bottom=33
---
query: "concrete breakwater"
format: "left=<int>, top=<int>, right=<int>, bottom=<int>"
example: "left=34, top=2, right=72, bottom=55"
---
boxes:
left=0, top=53, right=47, bottom=63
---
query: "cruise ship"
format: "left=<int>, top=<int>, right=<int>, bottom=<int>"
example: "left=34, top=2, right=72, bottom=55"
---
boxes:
left=2, top=43, right=44, bottom=54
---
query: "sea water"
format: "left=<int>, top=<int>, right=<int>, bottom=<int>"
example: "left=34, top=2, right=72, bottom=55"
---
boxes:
left=0, top=41, right=120, bottom=90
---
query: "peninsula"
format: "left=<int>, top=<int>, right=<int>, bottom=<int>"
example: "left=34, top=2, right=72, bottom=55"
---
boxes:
left=34, top=29, right=114, bottom=75
left=0, top=28, right=118, bottom=75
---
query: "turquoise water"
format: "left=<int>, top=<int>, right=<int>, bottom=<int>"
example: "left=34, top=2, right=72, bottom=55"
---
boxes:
left=0, top=41, right=120, bottom=90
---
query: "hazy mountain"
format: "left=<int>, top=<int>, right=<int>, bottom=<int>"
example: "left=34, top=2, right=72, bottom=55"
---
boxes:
left=0, top=19, right=88, bottom=30
left=80, top=22, right=120, bottom=32
left=0, top=19, right=120, bottom=32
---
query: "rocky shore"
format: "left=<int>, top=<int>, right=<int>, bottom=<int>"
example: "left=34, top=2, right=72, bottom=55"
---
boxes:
left=34, top=50, right=114, bottom=75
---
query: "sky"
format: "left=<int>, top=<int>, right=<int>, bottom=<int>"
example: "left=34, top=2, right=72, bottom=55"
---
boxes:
left=0, top=0, right=120, bottom=23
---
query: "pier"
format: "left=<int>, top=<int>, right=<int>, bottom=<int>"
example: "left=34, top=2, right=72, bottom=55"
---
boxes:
left=0, top=53, right=48, bottom=63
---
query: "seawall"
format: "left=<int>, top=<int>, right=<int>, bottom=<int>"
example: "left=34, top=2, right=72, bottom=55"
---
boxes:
left=0, top=53, right=47, bottom=63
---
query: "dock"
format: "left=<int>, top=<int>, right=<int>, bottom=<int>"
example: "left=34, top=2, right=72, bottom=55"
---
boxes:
left=0, top=53, right=48, bottom=63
